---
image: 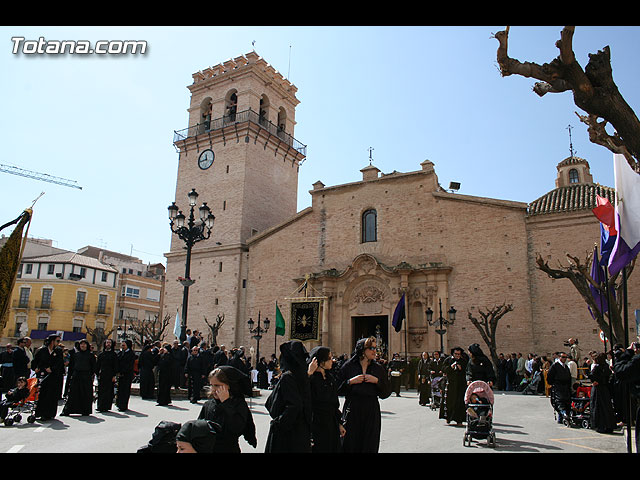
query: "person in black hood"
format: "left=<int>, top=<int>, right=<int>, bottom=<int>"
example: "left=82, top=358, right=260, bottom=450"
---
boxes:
left=198, top=365, right=257, bottom=452
left=61, top=339, right=96, bottom=416
left=336, top=336, right=391, bottom=453
left=264, top=340, right=313, bottom=453
left=116, top=339, right=136, bottom=412
left=176, top=419, right=219, bottom=453
left=307, top=346, right=345, bottom=452
left=466, top=343, right=496, bottom=387
left=96, top=339, right=118, bottom=412
left=156, top=343, right=175, bottom=406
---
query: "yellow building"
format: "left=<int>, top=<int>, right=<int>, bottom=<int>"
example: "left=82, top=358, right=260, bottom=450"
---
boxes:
left=1, top=245, right=118, bottom=348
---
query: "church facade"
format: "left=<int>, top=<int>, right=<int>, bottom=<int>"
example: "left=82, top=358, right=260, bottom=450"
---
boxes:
left=163, top=52, right=637, bottom=361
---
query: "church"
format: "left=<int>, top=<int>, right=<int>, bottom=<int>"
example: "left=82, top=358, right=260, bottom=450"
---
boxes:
left=163, top=51, right=637, bottom=361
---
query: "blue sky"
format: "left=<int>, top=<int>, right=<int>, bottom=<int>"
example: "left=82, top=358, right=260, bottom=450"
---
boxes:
left=1, top=26, right=639, bottom=265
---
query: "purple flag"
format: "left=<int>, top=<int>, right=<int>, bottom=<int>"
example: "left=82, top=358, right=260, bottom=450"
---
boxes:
left=589, top=246, right=608, bottom=318
left=608, top=154, right=640, bottom=276
left=392, top=293, right=405, bottom=333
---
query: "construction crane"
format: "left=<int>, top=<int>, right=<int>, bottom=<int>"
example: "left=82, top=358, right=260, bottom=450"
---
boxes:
left=0, top=163, right=82, bottom=190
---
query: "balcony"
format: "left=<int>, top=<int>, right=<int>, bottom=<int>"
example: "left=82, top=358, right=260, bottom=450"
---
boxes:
left=72, top=303, right=91, bottom=313
left=173, top=108, right=307, bottom=157
left=96, top=305, right=111, bottom=316
left=12, top=299, right=31, bottom=310
left=35, top=300, right=53, bottom=310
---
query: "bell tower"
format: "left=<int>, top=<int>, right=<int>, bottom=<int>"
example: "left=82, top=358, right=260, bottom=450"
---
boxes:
left=164, top=52, right=306, bottom=346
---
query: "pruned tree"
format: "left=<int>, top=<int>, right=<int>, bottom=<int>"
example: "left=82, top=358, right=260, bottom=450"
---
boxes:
left=536, top=249, right=634, bottom=345
left=468, top=303, right=514, bottom=374
left=85, top=325, right=115, bottom=349
left=129, top=313, right=171, bottom=347
left=203, top=313, right=225, bottom=347
left=494, top=26, right=640, bottom=170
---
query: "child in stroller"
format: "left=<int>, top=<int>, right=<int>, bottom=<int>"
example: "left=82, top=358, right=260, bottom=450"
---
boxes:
left=463, top=380, right=496, bottom=447
left=521, top=370, right=542, bottom=395
left=430, top=376, right=444, bottom=411
left=566, top=385, right=591, bottom=428
left=1, top=377, right=38, bottom=426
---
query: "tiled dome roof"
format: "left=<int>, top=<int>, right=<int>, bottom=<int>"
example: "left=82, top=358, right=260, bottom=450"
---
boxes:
left=527, top=183, right=615, bottom=217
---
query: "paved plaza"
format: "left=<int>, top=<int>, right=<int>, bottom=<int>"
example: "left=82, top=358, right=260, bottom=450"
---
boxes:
left=0, top=386, right=633, bottom=454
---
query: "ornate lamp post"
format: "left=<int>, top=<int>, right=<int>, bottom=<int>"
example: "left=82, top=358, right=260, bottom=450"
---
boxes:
left=248, top=311, right=270, bottom=369
left=168, top=188, right=215, bottom=342
left=425, top=298, right=456, bottom=354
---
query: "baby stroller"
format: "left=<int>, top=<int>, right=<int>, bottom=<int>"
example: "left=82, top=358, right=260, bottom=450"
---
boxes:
left=2, top=378, right=38, bottom=426
left=463, top=380, right=496, bottom=447
left=566, top=385, right=591, bottom=428
left=430, top=376, right=444, bottom=411
left=522, top=370, right=542, bottom=395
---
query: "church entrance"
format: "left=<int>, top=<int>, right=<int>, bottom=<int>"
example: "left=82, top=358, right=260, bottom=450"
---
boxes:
left=352, top=315, right=388, bottom=357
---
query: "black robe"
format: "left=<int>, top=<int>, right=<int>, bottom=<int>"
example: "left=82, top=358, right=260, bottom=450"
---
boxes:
left=96, top=349, right=118, bottom=411
left=417, top=358, right=432, bottom=405
left=184, top=353, right=206, bottom=402
left=62, top=349, right=96, bottom=416
left=156, top=351, right=174, bottom=406
left=32, top=346, right=64, bottom=419
left=116, top=349, right=136, bottom=411
left=198, top=395, right=256, bottom=452
left=257, top=361, right=269, bottom=389
left=589, top=363, right=617, bottom=433
left=336, top=356, right=391, bottom=453
left=12, top=346, right=31, bottom=381
left=309, top=370, right=343, bottom=453
left=443, top=356, right=468, bottom=424
left=138, top=346, right=157, bottom=399
left=265, top=370, right=313, bottom=453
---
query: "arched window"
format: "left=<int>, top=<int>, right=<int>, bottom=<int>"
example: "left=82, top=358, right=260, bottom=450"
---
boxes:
left=259, top=95, right=270, bottom=126
left=277, top=107, right=287, bottom=134
left=569, top=168, right=579, bottom=184
left=225, top=90, right=238, bottom=122
left=362, top=209, right=377, bottom=243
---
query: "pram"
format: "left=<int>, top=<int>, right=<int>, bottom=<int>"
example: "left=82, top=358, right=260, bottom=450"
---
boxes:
left=566, top=384, right=591, bottom=428
left=521, top=370, right=542, bottom=395
left=430, top=376, right=444, bottom=411
left=2, top=377, right=38, bottom=426
left=463, top=380, right=496, bottom=447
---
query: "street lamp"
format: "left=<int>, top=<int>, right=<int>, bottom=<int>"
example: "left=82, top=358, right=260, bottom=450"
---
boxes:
left=168, top=188, right=215, bottom=342
left=425, top=298, right=456, bottom=354
left=248, top=311, right=270, bottom=369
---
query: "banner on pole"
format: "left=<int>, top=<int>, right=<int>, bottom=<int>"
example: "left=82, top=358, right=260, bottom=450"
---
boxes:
left=290, top=301, right=320, bottom=341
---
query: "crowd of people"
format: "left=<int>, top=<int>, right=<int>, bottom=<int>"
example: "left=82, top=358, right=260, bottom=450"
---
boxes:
left=1, top=331, right=639, bottom=453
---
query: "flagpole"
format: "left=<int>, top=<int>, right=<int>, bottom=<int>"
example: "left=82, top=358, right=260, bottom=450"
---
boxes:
left=623, top=266, right=632, bottom=453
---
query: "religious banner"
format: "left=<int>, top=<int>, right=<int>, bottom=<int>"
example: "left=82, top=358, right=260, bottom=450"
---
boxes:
left=290, top=301, right=320, bottom=341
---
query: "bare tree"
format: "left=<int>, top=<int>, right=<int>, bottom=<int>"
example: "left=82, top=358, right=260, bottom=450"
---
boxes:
left=494, top=26, right=640, bottom=170
left=85, top=325, right=115, bottom=349
left=468, top=303, right=514, bottom=374
left=203, top=314, right=225, bottom=346
left=129, top=314, right=171, bottom=347
left=536, top=250, right=634, bottom=345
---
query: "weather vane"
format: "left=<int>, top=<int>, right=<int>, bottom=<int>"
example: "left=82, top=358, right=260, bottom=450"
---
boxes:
left=368, top=147, right=374, bottom=165
left=567, top=124, right=577, bottom=157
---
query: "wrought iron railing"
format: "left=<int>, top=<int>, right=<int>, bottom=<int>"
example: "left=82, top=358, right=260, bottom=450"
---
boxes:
left=173, top=108, right=307, bottom=156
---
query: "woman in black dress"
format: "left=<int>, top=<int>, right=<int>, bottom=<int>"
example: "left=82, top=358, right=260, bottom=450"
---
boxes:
left=588, top=352, right=617, bottom=433
left=256, top=357, right=269, bottom=389
left=116, top=339, right=136, bottom=412
left=337, top=336, right=391, bottom=453
left=96, top=339, right=118, bottom=412
left=264, top=340, right=313, bottom=453
left=198, top=365, right=257, bottom=452
left=138, top=343, right=157, bottom=400
left=156, top=343, right=174, bottom=406
left=32, top=334, right=64, bottom=420
left=307, top=346, right=345, bottom=453
left=61, top=339, right=96, bottom=416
